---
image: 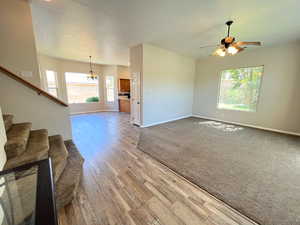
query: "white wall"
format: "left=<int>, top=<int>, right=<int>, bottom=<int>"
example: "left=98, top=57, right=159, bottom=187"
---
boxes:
left=38, top=55, right=129, bottom=114
left=0, top=75, right=72, bottom=139
left=0, top=0, right=72, bottom=140
left=117, top=65, right=131, bottom=79
left=142, top=44, right=195, bottom=126
left=0, top=0, right=41, bottom=87
left=193, top=41, right=300, bottom=133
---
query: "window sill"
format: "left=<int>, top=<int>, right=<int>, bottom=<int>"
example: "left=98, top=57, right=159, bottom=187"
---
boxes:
left=69, top=102, right=101, bottom=105
left=217, top=107, right=256, bottom=113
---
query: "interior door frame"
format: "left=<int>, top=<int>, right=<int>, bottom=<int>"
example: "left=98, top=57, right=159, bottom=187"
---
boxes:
left=130, top=72, right=141, bottom=126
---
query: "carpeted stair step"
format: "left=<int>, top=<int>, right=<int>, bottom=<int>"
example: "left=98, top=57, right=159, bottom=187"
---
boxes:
left=5, top=129, right=49, bottom=170
left=55, top=140, right=84, bottom=209
left=5, top=123, right=32, bottom=159
left=49, top=135, right=68, bottom=182
left=3, top=114, right=14, bottom=132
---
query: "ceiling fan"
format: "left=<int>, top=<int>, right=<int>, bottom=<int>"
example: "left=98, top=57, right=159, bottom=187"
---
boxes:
left=200, top=21, right=262, bottom=57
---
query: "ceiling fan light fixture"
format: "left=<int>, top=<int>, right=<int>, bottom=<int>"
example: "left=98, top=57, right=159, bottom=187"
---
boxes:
left=227, top=46, right=239, bottom=55
left=200, top=20, right=262, bottom=57
left=216, top=48, right=226, bottom=57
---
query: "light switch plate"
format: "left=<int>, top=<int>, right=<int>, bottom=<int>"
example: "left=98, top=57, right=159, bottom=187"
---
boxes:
left=20, top=71, right=33, bottom=77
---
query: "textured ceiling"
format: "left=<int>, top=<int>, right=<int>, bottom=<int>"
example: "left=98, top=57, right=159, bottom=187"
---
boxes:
left=31, top=0, right=300, bottom=65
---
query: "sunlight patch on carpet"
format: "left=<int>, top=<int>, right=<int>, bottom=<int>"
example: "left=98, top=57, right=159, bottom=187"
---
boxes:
left=197, top=121, right=244, bottom=132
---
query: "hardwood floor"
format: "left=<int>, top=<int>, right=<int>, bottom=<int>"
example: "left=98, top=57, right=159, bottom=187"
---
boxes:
left=59, top=112, right=257, bottom=225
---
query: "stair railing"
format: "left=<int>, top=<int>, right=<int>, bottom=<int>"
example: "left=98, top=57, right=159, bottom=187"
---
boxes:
left=0, top=65, right=68, bottom=107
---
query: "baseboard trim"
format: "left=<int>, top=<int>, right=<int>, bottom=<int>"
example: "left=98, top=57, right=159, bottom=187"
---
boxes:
left=70, top=109, right=119, bottom=115
left=141, top=114, right=192, bottom=128
left=192, top=114, right=300, bottom=137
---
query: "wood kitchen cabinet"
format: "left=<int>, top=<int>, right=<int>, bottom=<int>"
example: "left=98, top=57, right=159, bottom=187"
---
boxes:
left=119, top=99, right=131, bottom=113
left=119, top=79, right=130, bottom=92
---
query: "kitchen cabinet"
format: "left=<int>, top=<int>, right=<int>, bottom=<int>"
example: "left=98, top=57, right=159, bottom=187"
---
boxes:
left=119, top=99, right=130, bottom=113
left=119, top=79, right=130, bottom=92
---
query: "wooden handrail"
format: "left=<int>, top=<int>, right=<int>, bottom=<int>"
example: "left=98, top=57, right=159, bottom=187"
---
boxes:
left=0, top=65, right=68, bottom=107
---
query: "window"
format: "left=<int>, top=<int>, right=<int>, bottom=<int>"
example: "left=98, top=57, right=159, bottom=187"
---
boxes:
left=218, top=66, right=263, bottom=112
left=65, top=72, right=99, bottom=104
left=105, top=76, right=115, bottom=102
left=45, top=70, right=58, bottom=97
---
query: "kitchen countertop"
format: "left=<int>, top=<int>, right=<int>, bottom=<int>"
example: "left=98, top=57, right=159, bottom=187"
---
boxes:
left=118, top=96, right=130, bottom=101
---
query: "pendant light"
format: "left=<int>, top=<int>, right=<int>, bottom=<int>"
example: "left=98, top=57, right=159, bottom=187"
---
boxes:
left=88, top=56, right=98, bottom=80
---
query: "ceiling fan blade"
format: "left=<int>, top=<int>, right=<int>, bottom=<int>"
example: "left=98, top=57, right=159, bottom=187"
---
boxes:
left=235, top=41, right=262, bottom=47
left=236, top=46, right=245, bottom=53
left=199, top=44, right=218, bottom=49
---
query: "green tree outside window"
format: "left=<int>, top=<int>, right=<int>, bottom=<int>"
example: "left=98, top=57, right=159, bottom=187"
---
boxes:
left=218, top=66, right=263, bottom=112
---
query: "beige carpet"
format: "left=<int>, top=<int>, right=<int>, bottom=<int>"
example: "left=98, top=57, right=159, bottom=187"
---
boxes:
left=137, top=117, right=300, bottom=225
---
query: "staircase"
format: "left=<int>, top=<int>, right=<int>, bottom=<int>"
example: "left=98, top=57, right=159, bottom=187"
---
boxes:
left=2, top=114, right=84, bottom=210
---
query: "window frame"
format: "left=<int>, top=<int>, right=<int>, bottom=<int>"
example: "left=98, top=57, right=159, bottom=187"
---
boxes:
left=64, top=72, right=100, bottom=104
left=216, top=65, right=264, bottom=113
left=105, top=75, right=115, bottom=103
left=45, top=70, right=59, bottom=98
